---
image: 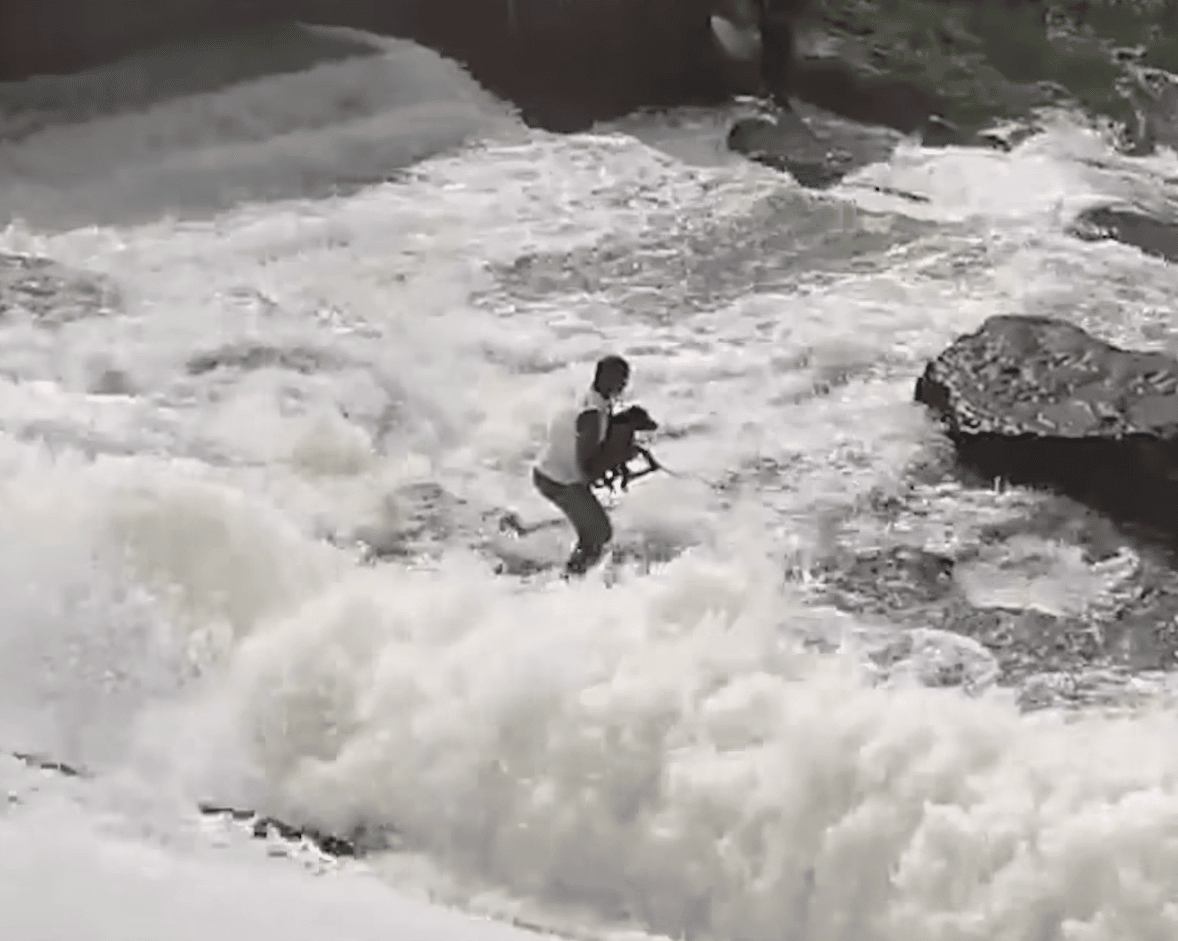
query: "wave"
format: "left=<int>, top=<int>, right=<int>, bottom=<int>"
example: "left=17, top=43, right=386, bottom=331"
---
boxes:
left=0, top=27, right=523, bottom=231
left=3, top=116, right=1178, bottom=940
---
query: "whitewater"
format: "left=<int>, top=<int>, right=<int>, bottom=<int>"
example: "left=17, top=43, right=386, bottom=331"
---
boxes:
left=5, top=22, right=1178, bottom=941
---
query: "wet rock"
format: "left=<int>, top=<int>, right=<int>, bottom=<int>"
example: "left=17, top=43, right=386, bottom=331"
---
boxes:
left=3, top=0, right=1162, bottom=154
left=197, top=803, right=397, bottom=858
left=809, top=476, right=1178, bottom=703
left=811, top=543, right=1116, bottom=688
left=726, top=112, right=851, bottom=188
left=0, top=254, right=120, bottom=325
left=9, top=751, right=87, bottom=778
left=940, top=602, right=1106, bottom=685
left=186, top=344, right=337, bottom=376
left=351, top=482, right=473, bottom=562
left=866, top=627, right=999, bottom=693
left=5, top=750, right=392, bottom=857
left=915, top=314, right=1178, bottom=539
left=816, top=545, right=960, bottom=615
left=791, top=61, right=959, bottom=138
left=1071, top=206, right=1178, bottom=265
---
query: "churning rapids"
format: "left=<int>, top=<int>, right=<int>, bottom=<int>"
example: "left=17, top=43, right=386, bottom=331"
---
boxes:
left=5, top=23, right=1178, bottom=941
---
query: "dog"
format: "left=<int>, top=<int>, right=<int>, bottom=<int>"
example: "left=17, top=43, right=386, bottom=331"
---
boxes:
left=593, top=404, right=660, bottom=493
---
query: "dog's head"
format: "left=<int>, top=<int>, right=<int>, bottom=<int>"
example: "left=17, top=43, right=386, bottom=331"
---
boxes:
left=611, top=404, right=658, bottom=433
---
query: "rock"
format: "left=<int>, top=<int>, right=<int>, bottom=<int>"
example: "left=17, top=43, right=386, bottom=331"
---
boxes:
left=789, top=60, right=1031, bottom=150
left=810, top=543, right=1118, bottom=693
left=816, top=545, right=960, bottom=615
left=186, top=344, right=339, bottom=376
left=1, top=0, right=1162, bottom=155
left=5, top=749, right=390, bottom=858
left=197, top=803, right=397, bottom=858
left=1, top=0, right=740, bottom=134
left=1071, top=206, right=1178, bottom=265
left=915, top=314, right=1178, bottom=538
left=0, top=254, right=120, bottom=325
left=9, top=751, right=86, bottom=778
left=790, top=60, right=952, bottom=137
left=726, top=112, right=851, bottom=188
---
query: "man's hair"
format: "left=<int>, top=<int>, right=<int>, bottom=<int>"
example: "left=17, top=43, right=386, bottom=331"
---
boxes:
left=594, top=355, right=630, bottom=382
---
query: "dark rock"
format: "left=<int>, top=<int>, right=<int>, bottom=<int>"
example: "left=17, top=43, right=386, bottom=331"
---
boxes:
left=10, top=751, right=87, bottom=777
left=0, top=254, right=120, bottom=325
left=810, top=545, right=1114, bottom=690
left=1071, top=206, right=1178, bottom=265
left=198, top=803, right=398, bottom=857
left=915, top=314, right=1178, bottom=538
left=940, top=603, right=1106, bottom=686
left=0, top=0, right=740, bottom=133
left=0, top=0, right=1154, bottom=155
left=4, top=750, right=390, bottom=856
left=789, top=59, right=975, bottom=140
left=817, top=545, right=960, bottom=615
left=187, top=345, right=337, bottom=376
left=973, top=120, right=1043, bottom=152
left=726, top=112, right=851, bottom=188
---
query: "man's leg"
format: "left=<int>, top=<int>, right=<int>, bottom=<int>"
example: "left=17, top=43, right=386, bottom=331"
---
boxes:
left=558, top=484, right=613, bottom=575
left=533, top=470, right=613, bottom=575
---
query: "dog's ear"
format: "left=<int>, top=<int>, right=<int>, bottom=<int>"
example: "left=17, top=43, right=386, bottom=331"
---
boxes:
left=632, top=405, right=658, bottom=431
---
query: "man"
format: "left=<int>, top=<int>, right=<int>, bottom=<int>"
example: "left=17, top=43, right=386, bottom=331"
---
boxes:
left=533, top=355, right=634, bottom=577
left=709, top=0, right=797, bottom=106
left=756, top=0, right=797, bottom=108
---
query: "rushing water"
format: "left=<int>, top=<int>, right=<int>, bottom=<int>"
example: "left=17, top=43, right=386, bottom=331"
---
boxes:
left=5, top=23, right=1178, bottom=941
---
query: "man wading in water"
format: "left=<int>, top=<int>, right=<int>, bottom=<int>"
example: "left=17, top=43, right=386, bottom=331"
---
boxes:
left=533, top=355, right=634, bottom=577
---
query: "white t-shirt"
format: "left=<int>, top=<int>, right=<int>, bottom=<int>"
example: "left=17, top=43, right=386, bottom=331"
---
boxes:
left=535, top=388, right=610, bottom=485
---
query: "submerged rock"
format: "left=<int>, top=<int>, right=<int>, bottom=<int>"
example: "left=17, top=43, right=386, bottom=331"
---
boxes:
left=32, top=3, right=1178, bottom=154
left=790, top=60, right=967, bottom=140
left=197, top=803, right=397, bottom=858
left=726, top=111, right=851, bottom=188
left=1071, top=205, right=1178, bottom=265
left=809, top=526, right=1178, bottom=702
left=186, top=344, right=339, bottom=376
left=0, top=254, right=120, bottom=325
left=915, top=314, right=1178, bottom=538
left=3, top=0, right=1167, bottom=153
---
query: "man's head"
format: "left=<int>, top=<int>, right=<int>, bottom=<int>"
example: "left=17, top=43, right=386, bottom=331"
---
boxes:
left=593, top=354, right=630, bottom=399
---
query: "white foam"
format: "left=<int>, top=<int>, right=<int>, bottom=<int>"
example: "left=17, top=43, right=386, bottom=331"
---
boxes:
left=0, top=778, right=563, bottom=941
left=2, top=74, right=1178, bottom=940
left=834, top=110, right=1178, bottom=227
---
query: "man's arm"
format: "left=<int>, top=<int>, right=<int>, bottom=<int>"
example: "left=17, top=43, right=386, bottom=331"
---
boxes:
left=575, top=410, right=604, bottom=482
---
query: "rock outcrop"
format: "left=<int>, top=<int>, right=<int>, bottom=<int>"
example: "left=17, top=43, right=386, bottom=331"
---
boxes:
left=915, top=314, right=1178, bottom=539
left=3, top=1, right=1171, bottom=152
left=0, top=254, right=120, bottom=325
left=726, top=111, right=851, bottom=188
left=1071, top=206, right=1178, bottom=265
left=1, top=0, right=737, bottom=133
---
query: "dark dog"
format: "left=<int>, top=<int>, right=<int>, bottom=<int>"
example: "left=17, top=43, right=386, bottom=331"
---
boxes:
left=593, top=405, right=660, bottom=493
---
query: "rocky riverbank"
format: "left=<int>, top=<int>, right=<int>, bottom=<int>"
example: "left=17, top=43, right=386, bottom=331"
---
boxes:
left=6, top=1, right=1178, bottom=155
left=788, top=0, right=1178, bottom=153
